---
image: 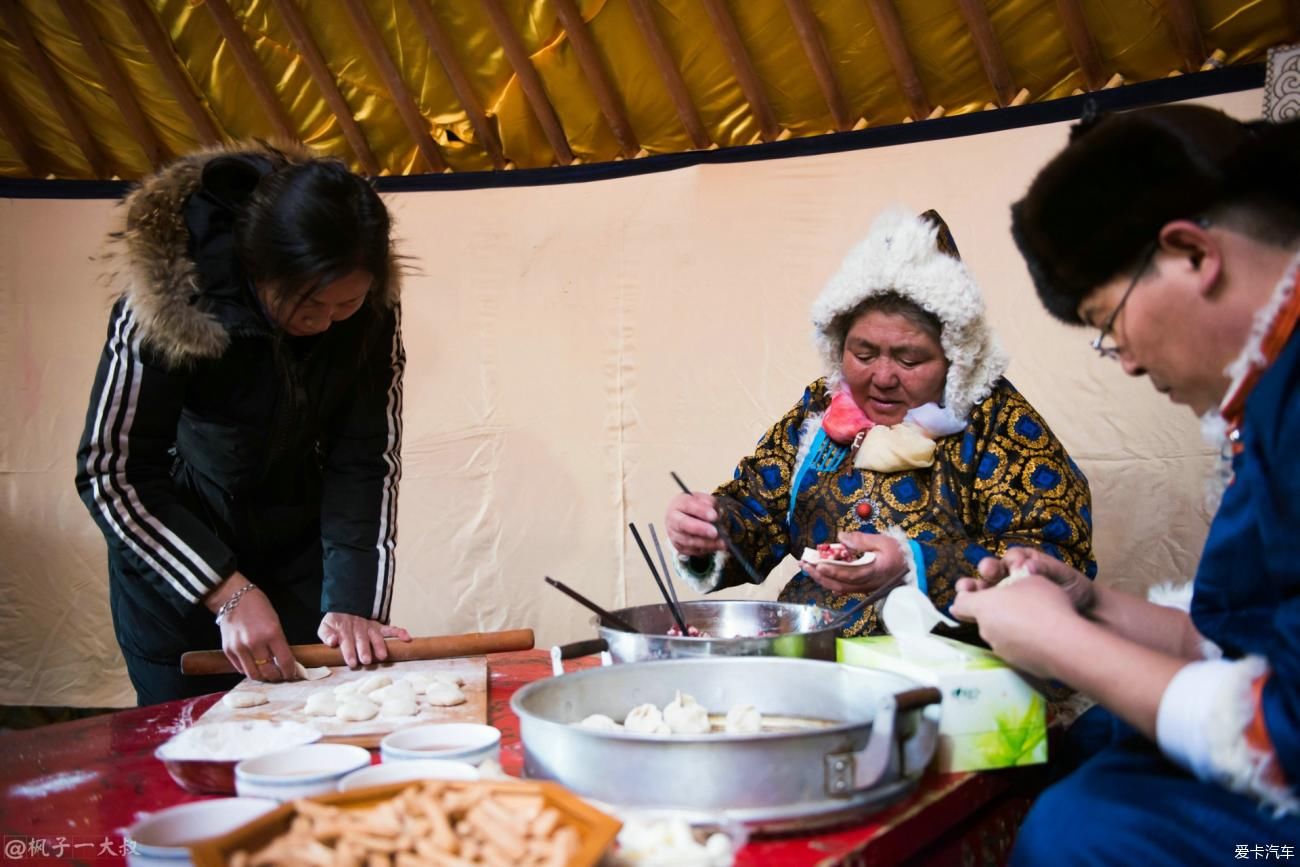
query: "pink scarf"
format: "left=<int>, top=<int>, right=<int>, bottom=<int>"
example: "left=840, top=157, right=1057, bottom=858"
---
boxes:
left=822, top=383, right=875, bottom=445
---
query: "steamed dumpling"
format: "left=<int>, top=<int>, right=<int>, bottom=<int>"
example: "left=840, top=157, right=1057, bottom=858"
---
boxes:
left=578, top=714, right=623, bottom=733
left=725, top=704, right=763, bottom=734
left=623, top=703, right=671, bottom=735
left=663, top=691, right=711, bottom=734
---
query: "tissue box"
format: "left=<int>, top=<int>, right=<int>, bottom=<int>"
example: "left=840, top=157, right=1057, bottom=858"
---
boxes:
left=837, top=635, right=1046, bottom=773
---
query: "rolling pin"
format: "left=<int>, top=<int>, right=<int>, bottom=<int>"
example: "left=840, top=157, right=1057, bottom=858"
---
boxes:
left=179, top=628, right=535, bottom=675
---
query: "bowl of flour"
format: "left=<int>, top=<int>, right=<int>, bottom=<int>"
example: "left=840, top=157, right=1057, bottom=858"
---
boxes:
left=154, top=720, right=322, bottom=794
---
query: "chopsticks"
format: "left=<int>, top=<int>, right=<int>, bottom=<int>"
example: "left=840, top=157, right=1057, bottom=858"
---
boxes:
left=825, top=575, right=907, bottom=631
left=628, top=523, right=689, bottom=634
left=543, top=576, right=640, bottom=633
left=669, top=471, right=766, bottom=584
left=648, top=524, right=681, bottom=613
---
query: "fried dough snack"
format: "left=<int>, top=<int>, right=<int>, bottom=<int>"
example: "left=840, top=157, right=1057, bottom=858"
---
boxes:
left=229, top=782, right=582, bottom=867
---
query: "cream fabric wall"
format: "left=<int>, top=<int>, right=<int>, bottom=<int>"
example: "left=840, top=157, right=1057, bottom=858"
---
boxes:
left=0, top=89, right=1260, bottom=707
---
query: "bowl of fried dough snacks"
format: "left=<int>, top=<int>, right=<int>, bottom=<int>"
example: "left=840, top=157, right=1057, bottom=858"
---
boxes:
left=189, top=777, right=622, bottom=867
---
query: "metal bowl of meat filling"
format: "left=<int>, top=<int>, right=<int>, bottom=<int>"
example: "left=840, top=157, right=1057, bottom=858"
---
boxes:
left=556, top=599, right=845, bottom=664
left=512, top=657, right=942, bottom=832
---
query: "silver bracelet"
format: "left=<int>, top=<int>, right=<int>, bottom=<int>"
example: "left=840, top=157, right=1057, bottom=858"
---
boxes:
left=215, top=583, right=256, bottom=623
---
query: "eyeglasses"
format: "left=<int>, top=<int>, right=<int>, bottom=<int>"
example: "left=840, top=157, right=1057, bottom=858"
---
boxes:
left=1090, top=242, right=1158, bottom=360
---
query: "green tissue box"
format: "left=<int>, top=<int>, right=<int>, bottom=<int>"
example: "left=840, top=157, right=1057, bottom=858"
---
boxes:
left=838, top=634, right=1046, bottom=773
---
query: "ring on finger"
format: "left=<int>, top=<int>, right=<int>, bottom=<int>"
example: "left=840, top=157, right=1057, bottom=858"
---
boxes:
left=253, top=657, right=270, bottom=666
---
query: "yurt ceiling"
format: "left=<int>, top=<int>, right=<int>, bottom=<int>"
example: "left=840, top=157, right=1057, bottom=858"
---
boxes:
left=0, top=0, right=1296, bottom=181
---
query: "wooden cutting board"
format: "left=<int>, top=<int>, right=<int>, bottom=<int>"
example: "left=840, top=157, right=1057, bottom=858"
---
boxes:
left=193, top=656, right=488, bottom=747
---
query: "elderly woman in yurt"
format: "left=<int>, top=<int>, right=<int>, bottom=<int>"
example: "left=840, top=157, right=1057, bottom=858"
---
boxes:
left=665, top=208, right=1096, bottom=634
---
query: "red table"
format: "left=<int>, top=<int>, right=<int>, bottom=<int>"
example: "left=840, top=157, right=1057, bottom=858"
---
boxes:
left=0, top=651, right=1042, bottom=865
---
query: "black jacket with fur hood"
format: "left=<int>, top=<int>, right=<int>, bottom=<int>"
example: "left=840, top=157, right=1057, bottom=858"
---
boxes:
left=75, top=144, right=403, bottom=658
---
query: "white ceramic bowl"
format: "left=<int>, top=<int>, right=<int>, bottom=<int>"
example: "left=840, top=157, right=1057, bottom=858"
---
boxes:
left=125, top=797, right=278, bottom=866
left=338, top=758, right=479, bottom=791
left=379, top=723, right=502, bottom=765
left=234, top=743, right=372, bottom=801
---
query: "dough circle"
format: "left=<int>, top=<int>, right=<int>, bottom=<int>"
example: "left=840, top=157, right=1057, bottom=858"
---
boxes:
left=336, top=699, right=379, bottom=722
left=381, top=694, right=419, bottom=717
left=424, top=681, right=467, bottom=707
left=304, top=692, right=339, bottom=716
left=222, top=690, right=268, bottom=709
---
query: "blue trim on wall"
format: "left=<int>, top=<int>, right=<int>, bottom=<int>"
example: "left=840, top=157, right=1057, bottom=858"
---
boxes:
left=0, top=63, right=1264, bottom=201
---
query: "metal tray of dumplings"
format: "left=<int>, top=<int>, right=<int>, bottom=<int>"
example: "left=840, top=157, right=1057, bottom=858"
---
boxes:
left=512, top=657, right=941, bottom=832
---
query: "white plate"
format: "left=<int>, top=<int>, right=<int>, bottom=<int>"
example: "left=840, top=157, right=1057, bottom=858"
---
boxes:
left=339, top=759, right=479, bottom=791
left=799, top=547, right=877, bottom=567
left=126, top=797, right=278, bottom=866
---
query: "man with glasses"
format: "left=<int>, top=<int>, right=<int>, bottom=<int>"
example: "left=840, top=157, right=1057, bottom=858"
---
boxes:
left=952, top=104, right=1300, bottom=864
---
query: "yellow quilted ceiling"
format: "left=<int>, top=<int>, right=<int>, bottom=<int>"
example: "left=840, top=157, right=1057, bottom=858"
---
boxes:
left=0, top=0, right=1295, bottom=180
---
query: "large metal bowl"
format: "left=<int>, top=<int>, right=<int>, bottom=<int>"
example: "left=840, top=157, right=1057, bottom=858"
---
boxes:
left=563, top=599, right=841, bottom=663
left=512, top=657, right=941, bottom=831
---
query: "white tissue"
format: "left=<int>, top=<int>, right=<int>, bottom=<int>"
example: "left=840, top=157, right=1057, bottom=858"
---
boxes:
left=881, top=585, right=966, bottom=665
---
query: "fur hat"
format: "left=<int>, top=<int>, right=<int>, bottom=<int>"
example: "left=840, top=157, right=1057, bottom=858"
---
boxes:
left=811, top=208, right=1008, bottom=419
left=1011, top=105, right=1300, bottom=325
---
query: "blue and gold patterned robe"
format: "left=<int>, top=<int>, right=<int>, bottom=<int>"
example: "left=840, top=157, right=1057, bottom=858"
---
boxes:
left=683, top=377, right=1096, bottom=635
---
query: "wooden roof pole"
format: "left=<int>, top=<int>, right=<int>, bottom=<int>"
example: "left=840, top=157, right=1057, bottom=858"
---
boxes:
left=56, top=0, right=168, bottom=169
left=0, top=1, right=111, bottom=176
left=201, top=0, right=298, bottom=143
left=782, top=0, right=850, bottom=131
left=861, top=0, right=931, bottom=121
left=270, top=0, right=379, bottom=175
left=954, top=0, right=1018, bottom=106
left=626, top=0, right=709, bottom=149
left=480, top=0, right=573, bottom=165
left=406, top=0, right=506, bottom=169
left=1163, top=0, right=1207, bottom=73
left=551, top=0, right=640, bottom=158
left=0, top=79, right=46, bottom=176
left=121, top=0, right=222, bottom=146
left=1054, top=0, right=1104, bottom=91
left=700, top=0, right=780, bottom=141
left=340, top=0, right=447, bottom=172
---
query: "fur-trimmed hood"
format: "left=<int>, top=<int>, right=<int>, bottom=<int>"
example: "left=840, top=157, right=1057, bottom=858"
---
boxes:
left=109, top=140, right=400, bottom=369
left=810, top=207, right=1008, bottom=420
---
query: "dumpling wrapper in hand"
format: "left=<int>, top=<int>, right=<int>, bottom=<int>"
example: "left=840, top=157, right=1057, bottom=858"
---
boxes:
left=424, top=681, right=467, bottom=707
left=624, top=703, right=671, bottom=735
left=292, top=661, right=331, bottom=681
left=855, top=422, right=937, bottom=473
left=578, top=714, right=623, bottom=733
left=663, top=691, right=711, bottom=734
left=725, top=704, right=763, bottom=734
left=999, top=564, right=1034, bottom=588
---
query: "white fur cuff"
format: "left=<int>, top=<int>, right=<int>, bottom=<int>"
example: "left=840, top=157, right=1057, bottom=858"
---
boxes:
left=1157, top=657, right=1297, bottom=815
left=671, top=547, right=727, bottom=594
left=882, top=526, right=919, bottom=589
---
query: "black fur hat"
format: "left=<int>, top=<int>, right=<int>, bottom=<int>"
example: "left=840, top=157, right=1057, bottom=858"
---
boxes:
left=1010, top=104, right=1297, bottom=325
